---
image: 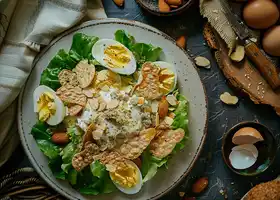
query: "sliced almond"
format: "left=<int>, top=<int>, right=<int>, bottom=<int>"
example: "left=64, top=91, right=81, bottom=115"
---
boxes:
left=151, top=101, right=159, bottom=113
left=164, top=116, right=174, bottom=126
left=83, top=88, right=96, bottom=98
left=98, top=99, right=106, bottom=111
left=113, top=0, right=124, bottom=7
left=169, top=112, right=175, bottom=118
left=106, top=99, right=119, bottom=110
left=230, top=45, right=245, bottom=62
left=88, top=98, right=99, bottom=110
left=68, top=104, right=83, bottom=116
left=194, top=56, right=211, bottom=69
left=166, top=94, right=177, bottom=106
left=155, top=112, right=160, bottom=127
left=220, top=92, right=239, bottom=105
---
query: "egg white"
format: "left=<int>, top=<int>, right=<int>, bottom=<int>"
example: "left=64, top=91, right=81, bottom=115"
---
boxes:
left=33, top=85, right=66, bottom=126
left=92, top=39, right=137, bottom=75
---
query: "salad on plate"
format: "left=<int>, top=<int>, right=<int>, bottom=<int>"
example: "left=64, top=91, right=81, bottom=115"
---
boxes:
left=31, top=30, right=189, bottom=195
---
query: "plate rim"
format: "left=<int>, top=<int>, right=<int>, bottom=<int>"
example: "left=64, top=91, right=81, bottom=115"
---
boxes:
left=17, top=18, right=208, bottom=200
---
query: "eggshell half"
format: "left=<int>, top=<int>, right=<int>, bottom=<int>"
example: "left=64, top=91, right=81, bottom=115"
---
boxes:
left=229, top=149, right=257, bottom=170
left=232, top=127, right=264, bottom=145
left=232, top=144, right=258, bottom=159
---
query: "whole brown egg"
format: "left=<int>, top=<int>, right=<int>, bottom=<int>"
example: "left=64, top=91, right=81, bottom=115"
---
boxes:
left=262, top=26, right=280, bottom=56
left=243, top=0, right=279, bottom=29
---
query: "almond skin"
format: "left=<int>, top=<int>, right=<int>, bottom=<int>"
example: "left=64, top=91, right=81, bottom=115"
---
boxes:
left=133, top=157, right=142, bottom=169
left=159, top=0, right=170, bottom=12
left=51, top=133, right=69, bottom=145
left=158, top=99, right=169, bottom=118
left=192, top=177, right=208, bottom=194
left=113, top=0, right=124, bottom=7
left=176, top=36, right=186, bottom=49
left=165, top=0, right=182, bottom=6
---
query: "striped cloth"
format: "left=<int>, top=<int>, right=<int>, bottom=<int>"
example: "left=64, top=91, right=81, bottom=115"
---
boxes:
left=0, top=0, right=106, bottom=167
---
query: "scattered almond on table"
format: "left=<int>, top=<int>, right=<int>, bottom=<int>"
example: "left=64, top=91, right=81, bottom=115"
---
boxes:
left=113, top=0, right=124, bottom=7
left=176, top=36, right=186, bottom=49
left=192, top=177, right=208, bottom=194
left=194, top=56, right=211, bottom=69
left=220, top=92, right=239, bottom=105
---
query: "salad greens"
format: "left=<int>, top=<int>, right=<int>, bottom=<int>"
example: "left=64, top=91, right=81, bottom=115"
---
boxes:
left=40, top=33, right=98, bottom=90
left=69, top=33, right=99, bottom=61
left=141, top=94, right=189, bottom=182
left=34, top=29, right=189, bottom=195
left=115, top=30, right=162, bottom=66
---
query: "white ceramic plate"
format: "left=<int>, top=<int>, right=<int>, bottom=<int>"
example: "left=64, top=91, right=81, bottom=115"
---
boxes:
left=18, top=19, right=208, bottom=200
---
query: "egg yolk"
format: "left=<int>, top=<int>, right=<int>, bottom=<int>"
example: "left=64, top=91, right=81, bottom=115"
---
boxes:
left=104, top=45, right=131, bottom=68
left=93, top=70, right=121, bottom=89
left=37, top=92, right=56, bottom=122
left=159, top=68, right=175, bottom=94
left=110, top=162, right=139, bottom=188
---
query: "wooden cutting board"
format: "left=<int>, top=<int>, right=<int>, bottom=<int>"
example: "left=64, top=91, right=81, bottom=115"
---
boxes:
left=203, top=23, right=280, bottom=116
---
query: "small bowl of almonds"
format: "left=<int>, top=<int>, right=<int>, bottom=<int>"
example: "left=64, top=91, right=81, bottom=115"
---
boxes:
left=136, top=0, right=195, bottom=16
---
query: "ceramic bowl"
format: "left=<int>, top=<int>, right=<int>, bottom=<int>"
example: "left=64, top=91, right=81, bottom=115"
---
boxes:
left=18, top=19, right=208, bottom=200
left=136, top=0, right=195, bottom=16
left=222, top=121, right=277, bottom=176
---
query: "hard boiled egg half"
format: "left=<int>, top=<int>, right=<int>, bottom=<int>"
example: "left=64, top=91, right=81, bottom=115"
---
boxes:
left=92, top=39, right=137, bottom=75
left=109, top=160, right=143, bottom=194
left=33, top=85, right=66, bottom=126
left=154, top=61, right=177, bottom=95
left=137, top=61, right=177, bottom=95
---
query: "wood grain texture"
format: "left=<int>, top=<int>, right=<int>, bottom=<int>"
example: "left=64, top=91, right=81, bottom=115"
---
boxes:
left=245, top=40, right=280, bottom=90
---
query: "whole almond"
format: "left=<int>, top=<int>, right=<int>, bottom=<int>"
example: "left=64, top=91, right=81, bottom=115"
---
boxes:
left=113, top=0, right=124, bottom=7
left=192, top=177, right=208, bottom=194
left=159, top=0, right=170, bottom=12
left=158, top=99, right=169, bottom=118
left=176, top=36, right=186, bottom=49
left=165, top=0, right=182, bottom=6
left=133, top=157, right=142, bottom=169
left=51, top=133, right=69, bottom=145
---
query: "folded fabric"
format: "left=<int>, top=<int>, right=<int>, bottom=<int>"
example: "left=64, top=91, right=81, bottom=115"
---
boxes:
left=0, top=0, right=107, bottom=167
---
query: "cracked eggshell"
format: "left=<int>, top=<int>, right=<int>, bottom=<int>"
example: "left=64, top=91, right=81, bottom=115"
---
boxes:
left=232, top=127, right=264, bottom=145
left=229, top=149, right=257, bottom=170
left=232, top=144, right=258, bottom=159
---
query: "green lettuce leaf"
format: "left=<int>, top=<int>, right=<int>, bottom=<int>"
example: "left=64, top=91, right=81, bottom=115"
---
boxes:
left=69, top=33, right=99, bottom=61
left=40, top=49, right=77, bottom=90
left=114, top=30, right=162, bottom=66
left=115, top=30, right=135, bottom=49
left=75, top=163, right=116, bottom=195
left=90, top=160, right=106, bottom=178
left=49, top=157, right=66, bottom=180
left=141, top=148, right=168, bottom=183
left=36, top=139, right=60, bottom=160
left=172, top=94, right=189, bottom=152
left=60, top=127, right=82, bottom=173
left=131, top=43, right=162, bottom=65
left=31, top=121, right=51, bottom=140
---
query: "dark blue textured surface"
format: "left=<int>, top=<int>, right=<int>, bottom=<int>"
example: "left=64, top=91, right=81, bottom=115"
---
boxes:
left=2, top=1, right=280, bottom=200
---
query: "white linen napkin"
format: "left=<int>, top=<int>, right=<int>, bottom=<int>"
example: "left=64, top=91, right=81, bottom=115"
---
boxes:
left=0, top=0, right=107, bottom=167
